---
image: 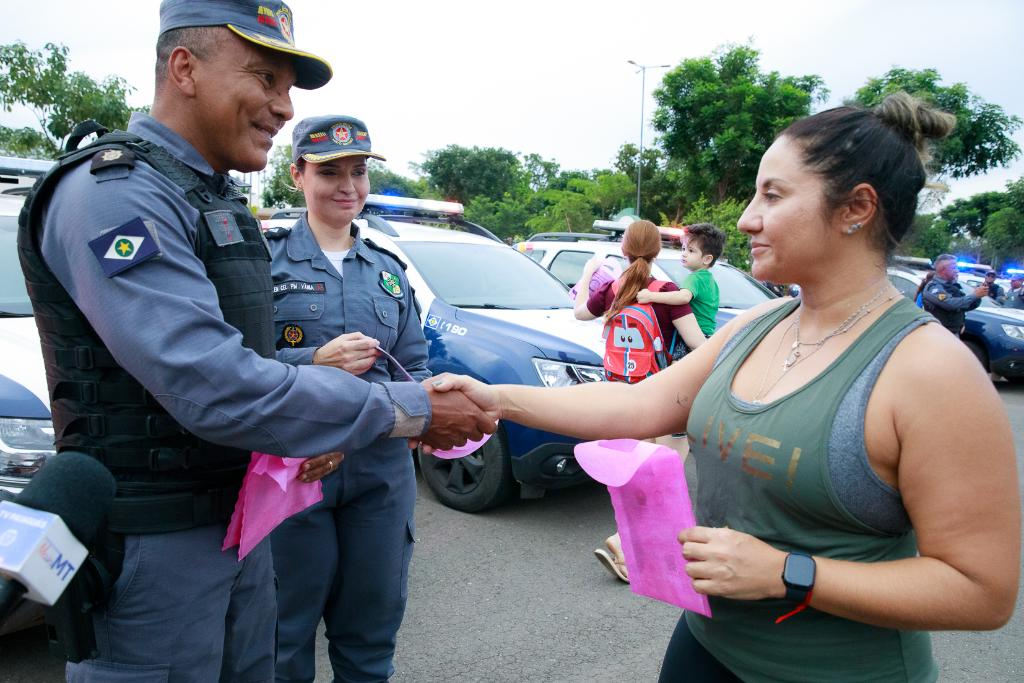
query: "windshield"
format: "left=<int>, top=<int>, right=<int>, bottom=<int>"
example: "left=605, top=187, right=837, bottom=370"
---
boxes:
left=0, top=215, right=32, bottom=316
left=400, top=241, right=572, bottom=309
left=656, top=260, right=774, bottom=309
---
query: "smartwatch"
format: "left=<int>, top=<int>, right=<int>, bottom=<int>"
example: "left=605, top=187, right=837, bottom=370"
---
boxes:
left=782, top=552, right=816, bottom=602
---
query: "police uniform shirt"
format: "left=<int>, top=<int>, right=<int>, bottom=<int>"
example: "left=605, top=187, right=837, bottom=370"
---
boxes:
left=269, top=215, right=430, bottom=388
left=39, top=112, right=430, bottom=458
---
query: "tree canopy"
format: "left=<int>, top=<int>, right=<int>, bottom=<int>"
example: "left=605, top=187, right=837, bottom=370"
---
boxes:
left=852, top=67, right=1022, bottom=180
left=651, top=44, right=827, bottom=206
left=418, top=145, right=526, bottom=204
left=0, top=41, right=139, bottom=158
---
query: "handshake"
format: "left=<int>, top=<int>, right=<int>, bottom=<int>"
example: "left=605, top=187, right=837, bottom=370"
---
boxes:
left=416, top=374, right=500, bottom=452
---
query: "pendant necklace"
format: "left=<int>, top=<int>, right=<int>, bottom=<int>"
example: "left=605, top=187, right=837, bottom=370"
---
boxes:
left=753, top=284, right=898, bottom=403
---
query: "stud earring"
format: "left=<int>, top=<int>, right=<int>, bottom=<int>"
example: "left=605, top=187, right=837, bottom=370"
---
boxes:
left=846, top=223, right=863, bottom=235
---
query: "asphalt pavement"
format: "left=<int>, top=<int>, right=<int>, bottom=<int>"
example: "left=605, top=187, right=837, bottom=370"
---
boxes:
left=2, top=382, right=1022, bottom=682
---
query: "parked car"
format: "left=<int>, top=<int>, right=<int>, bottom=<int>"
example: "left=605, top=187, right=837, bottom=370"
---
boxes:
left=887, top=267, right=1024, bottom=382
left=515, top=228, right=777, bottom=330
left=2, top=194, right=610, bottom=522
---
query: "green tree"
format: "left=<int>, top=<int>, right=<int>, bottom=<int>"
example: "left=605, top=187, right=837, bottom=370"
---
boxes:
left=902, top=214, right=952, bottom=259
left=464, top=194, right=531, bottom=241
left=982, top=207, right=1024, bottom=267
left=652, top=44, right=827, bottom=205
left=367, top=160, right=428, bottom=198
left=262, top=145, right=303, bottom=208
left=682, top=197, right=749, bottom=270
left=581, top=172, right=635, bottom=218
left=938, top=191, right=1009, bottom=237
left=521, top=153, right=560, bottom=192
left=852, top=68, right=1022, bottom=179
left=418, top=145, right=526, bottom=203
left=525, top=190, right=596, bottom=234
left=0, top=41, right=139, bottom=158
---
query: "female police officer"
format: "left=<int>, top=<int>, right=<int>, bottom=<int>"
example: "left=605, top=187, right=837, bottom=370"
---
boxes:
left=267, top=115, right=430, bottom=682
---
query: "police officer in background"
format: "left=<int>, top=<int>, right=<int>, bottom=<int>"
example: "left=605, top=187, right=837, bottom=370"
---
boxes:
left=268, top=115, right=429, bottom=682
left=922, top=253, right=986, bottom=335
left=17, top=1, right=494, bottom=680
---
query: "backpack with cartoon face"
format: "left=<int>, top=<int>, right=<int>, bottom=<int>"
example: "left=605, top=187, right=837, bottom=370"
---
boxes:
left=601, top=280, right=670, bottom=383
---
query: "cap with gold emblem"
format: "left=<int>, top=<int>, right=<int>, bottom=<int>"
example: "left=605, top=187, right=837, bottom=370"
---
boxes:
left=291, top=115, right=386, bottom=164
left=159, top=0, right=332, bottom=90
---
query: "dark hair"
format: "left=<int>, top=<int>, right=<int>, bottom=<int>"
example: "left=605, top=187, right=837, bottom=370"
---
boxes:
left=606, top=220, right=661, bottom=321
left=685, top=223, right=726, bottom=266
left=155, top=27, right=225, bottom=86
left=780, top=92, right=955, bottom=254
left=914, top=271, right=935, bottom=300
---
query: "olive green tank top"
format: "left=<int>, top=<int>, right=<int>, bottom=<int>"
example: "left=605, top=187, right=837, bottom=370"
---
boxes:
left=684, top=298, right=938, bottom=682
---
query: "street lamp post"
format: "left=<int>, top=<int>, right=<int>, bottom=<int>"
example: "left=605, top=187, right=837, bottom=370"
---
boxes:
left=627, top=60, right=670, bottom=218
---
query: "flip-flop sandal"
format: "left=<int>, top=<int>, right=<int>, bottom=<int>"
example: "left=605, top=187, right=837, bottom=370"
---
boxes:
left=594, top=547, right=630, bottom=583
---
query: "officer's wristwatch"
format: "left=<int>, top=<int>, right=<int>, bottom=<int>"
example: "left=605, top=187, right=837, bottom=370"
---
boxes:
left=781, top=552, right=816, bottom=602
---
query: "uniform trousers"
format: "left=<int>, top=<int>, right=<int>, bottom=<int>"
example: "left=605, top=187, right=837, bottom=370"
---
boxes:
left=271, top=442, right=416, bottom=683
left=66, top=523, right=277, bottom=682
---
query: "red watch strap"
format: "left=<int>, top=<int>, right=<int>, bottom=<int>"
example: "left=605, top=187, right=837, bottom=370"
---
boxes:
left=775, top=589, right=813, bottom=624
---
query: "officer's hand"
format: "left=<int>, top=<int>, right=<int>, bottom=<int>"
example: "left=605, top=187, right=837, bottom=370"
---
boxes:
left=313, top=332, right=381, bottom=375
left=419, top=375, right=499, bottom=451
left=300, top=452, right=344, bottom=483
left=636, top=288, right=653, bottom=304
left=974, top=284, right=989, bottom=298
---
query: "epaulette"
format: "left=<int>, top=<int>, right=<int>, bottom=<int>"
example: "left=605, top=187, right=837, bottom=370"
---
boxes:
left=264, top=226, right=292, bottom=240
left=89, top=147, right=136, bottom=175
left=363, top=237, right=408, bottom=271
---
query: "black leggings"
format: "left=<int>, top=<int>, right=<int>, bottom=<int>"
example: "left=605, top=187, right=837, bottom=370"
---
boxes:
left=658, top=615, right=741, bottom=682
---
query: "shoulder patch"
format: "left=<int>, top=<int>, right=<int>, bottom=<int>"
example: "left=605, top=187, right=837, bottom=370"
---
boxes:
left=264, top=226, right=292, bottom=240
left=88, top=217, right=161, bottom=277
left=90, top=147, right=136, bottom=175
left=362, top=237, right=408, bottom=271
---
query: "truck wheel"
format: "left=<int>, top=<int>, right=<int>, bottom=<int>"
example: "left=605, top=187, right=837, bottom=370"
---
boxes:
left=418, top=427, right=515, bottom=512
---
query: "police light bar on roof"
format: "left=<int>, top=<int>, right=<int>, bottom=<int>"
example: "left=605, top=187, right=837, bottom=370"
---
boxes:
left=1006, top=268, right=1024, bottom=275
left=363, top=194, right=464, bottom=215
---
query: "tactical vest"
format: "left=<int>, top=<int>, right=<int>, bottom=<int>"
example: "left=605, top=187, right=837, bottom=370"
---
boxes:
left=17, top=131, right=275, bottom=533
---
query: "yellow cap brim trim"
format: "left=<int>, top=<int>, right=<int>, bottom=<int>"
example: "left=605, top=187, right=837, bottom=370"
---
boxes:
left=226, top=25, right=333, bottom=89
left=302, top=151, right=388, bottom=163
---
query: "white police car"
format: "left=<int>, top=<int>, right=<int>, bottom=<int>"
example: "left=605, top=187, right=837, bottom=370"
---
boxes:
left=516, top=225, right=777, bottom=330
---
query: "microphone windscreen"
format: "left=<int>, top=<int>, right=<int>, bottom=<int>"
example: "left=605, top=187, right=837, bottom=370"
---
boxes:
left=16, top=452, right=117, bottom=547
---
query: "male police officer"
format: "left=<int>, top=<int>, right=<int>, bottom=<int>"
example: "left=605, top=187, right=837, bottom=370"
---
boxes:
left=922, top=254, right=985, bottom=335
left=17, top=1, right=494, bottom=680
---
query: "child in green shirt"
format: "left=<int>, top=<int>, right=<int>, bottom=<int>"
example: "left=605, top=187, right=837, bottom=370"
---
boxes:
left=637, top=223, right=725, bottom=347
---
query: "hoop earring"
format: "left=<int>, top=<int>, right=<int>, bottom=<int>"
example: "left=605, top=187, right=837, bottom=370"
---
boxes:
left=845, top=223, right=863, bottom=235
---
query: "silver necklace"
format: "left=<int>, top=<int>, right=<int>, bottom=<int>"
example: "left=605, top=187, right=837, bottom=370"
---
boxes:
left=753, top=285, right=897, bottom=402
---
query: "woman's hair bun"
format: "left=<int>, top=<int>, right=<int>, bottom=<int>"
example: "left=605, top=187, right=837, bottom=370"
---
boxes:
left=873, top=91, right=956, bottom=165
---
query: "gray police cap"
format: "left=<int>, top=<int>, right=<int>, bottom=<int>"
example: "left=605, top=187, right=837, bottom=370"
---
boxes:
left=292, top=116, right=386, bottom=164
left=159, top=0, right=332, bottom=90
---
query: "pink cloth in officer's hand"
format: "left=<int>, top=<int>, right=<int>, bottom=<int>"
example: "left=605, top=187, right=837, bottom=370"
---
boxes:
left=430, top=432, right=493, bottom=459
left=222, top=452, right=323, bottom=560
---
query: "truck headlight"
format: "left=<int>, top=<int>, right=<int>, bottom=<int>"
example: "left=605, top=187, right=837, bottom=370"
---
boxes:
left=1001, top=324, right=1024, bottom=340
left=0, top=417, right=56, bottom=482
left=532, top=359, right=606, bottom=387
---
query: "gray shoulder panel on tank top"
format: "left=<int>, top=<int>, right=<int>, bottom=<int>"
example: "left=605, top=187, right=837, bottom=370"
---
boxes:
left=716, top=307, right=929, bottom=534
left=827, top=317, right=929, bottom=534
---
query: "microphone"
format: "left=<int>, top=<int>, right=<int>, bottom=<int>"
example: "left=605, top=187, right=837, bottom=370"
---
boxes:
left=0, top=452, right=116, bottom=624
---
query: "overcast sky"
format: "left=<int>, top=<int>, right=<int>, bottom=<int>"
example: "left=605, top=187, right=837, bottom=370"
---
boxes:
left=3, top=0, right=1022, bottom=206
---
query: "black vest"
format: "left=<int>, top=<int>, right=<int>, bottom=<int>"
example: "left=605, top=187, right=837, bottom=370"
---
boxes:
left=17, top=132, right=275, bottom=532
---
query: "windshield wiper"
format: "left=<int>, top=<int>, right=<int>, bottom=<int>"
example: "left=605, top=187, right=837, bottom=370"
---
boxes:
left=0, top=311, right=33, bottom=318
left=457, top=304, right=516, bottom=310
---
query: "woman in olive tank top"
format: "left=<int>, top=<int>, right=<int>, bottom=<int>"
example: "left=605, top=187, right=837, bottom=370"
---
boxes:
left=431, top=94, right=1020, bottom=681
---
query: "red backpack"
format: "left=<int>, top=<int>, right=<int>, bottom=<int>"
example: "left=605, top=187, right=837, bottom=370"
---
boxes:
left=601, top=280, right=671, bottom=383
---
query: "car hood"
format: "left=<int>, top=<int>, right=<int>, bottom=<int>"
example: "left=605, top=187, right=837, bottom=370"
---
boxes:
left=0, top=316, right=50, bottom=418
left=985, top=306, right=1024, bottom=323
left=460, top=308, right=605, bottom=361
